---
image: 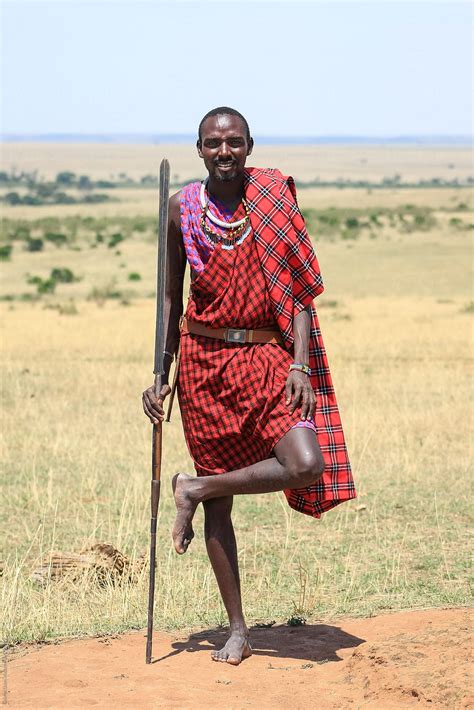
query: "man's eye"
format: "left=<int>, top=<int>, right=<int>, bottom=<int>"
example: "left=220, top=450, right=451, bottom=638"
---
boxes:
left=205, top=141, right=219, bottom=148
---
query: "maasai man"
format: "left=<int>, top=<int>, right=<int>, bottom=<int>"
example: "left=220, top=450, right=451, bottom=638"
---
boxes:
left=142, top=107, right=355, bottom=665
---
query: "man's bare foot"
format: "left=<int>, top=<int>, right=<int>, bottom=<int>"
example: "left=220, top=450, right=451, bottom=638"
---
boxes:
left=211, top=631, right=252, bottom=666
left=171, top=473, right=197, bottom=554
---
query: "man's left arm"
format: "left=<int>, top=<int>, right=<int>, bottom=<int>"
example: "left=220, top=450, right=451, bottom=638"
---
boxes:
left=285, top=304, right=315, bottom=420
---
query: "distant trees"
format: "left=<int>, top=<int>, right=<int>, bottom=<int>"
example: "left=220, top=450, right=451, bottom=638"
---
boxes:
left=78, top=175, right=92, bottom=190
left=56, top=171, right=77, bottom=186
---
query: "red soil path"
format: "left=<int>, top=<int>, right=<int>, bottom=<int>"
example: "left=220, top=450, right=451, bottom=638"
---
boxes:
left=5, top=608, right=472, bottom=709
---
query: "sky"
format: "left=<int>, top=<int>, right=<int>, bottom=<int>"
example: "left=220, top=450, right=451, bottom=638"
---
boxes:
left=1, top=0, right=472, bottom=137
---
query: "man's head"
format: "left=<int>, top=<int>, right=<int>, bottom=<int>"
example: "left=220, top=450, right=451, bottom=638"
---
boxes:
left=197, top=107, right=253, bottom=183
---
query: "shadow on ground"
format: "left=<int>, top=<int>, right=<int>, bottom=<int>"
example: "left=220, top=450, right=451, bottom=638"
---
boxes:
left=155, top=623, right=365, bottom=665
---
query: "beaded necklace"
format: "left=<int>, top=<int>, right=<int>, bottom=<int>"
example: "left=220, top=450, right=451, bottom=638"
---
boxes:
left=199, top=179, right=251, bottom=248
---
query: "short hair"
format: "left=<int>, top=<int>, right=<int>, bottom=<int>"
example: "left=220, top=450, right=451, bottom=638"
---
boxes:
left=198, top=107, right=251, bottom=143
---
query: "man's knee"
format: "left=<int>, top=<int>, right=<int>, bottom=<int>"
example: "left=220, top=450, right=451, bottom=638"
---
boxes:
left=287, top=450, right=325, bottom=487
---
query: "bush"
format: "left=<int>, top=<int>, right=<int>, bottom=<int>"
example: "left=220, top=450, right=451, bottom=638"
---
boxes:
left=78, top=175, right=92, bottom=190
left=5, top=192, right=21, bottom=205
left=27, top=274, right=56, bottom=293
left=56, top=171, right=76, bottom=186
left=87, top=279, right=123, bottom=306
left=59, top=300, right=78, bottom=315
left=11, top=226, right=31, bottom=241
left=345, top=217, right=359, bottom=230
left=83, top=193, right=110, bottom=204
left=95, top=180, right=115, bottom=188
left=22, top=195, right=43, bottom=206
left=108, top=233, right=124, bottom=248
left=0, top=244, right=13, bottom=261
left=37, top=277, right=56, bottom=295
left=128, top=272, right=141, bottom=281
left=50, top=267, right=77, bottom=283
left=54, top=192, right=76, bottom=205
left=25, top=237, right=44, bottom=252
left=45, top=232, right=68, bottom=247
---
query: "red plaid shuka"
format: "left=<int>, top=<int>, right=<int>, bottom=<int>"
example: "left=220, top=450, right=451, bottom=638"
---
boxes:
left=177, top=170, right=356, bottom=518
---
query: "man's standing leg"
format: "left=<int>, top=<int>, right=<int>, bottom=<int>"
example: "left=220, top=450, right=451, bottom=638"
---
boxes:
left=203, top=495, right=252, bottom=664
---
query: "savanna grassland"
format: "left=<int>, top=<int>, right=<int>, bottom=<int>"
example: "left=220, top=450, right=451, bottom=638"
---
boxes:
left=0, top=143, right=472, bottom=647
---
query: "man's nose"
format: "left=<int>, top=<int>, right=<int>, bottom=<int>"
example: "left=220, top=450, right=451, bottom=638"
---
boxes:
left=218, top=141, right=231, bottom=158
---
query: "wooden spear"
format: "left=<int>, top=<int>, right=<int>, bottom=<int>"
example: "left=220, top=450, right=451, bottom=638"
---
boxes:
left=146, top=158, right=170, bottom=664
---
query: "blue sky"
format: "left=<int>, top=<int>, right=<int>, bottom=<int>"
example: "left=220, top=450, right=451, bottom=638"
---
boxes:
left=1, top=0, right=472, bottom=136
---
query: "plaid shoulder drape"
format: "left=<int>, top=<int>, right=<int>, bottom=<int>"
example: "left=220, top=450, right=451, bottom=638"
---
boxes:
left=245, top=167, right=356, bottom=516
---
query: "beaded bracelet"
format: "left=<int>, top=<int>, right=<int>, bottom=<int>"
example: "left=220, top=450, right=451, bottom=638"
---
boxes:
left=289, top=363, right=311, bottom=376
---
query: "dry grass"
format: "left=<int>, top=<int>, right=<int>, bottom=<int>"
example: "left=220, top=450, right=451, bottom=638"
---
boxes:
left=0, top=145, right=472, bottom=646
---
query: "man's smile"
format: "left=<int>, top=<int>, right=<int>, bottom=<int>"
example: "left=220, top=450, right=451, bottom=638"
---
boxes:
left=215, top=160, right=235, bottom=170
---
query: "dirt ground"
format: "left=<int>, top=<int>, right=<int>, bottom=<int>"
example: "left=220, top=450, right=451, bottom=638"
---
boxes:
left=4, top=608, right=472, bottom=709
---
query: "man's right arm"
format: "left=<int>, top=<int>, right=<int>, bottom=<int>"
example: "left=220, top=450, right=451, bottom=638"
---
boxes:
left=162, top=191, right=186, bottom=382
left=142, top=191, right=186, bottom=423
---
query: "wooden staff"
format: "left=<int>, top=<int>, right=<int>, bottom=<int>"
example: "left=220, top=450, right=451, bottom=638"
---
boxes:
left=146, top=158, right=170, bottom=664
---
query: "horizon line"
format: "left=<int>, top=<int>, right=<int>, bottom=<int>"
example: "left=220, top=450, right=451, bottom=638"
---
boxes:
left=1, top=132, right=472, bottom=146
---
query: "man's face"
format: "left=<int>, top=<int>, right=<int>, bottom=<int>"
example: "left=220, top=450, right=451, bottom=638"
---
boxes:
left=197, top=114, right=253, bottom=182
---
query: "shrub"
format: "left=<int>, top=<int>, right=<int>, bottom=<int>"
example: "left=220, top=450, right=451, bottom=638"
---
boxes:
left=95, top=180, right=115, bottom=188
left=59, top=300, right=78, bottom=315
left=0, top=244, right=13, bottom=261
left=83, top=193, right=110, bottom=204
left=54, top=192, right=76, bottom=205
left=36, top=183, right=57, bottom=198
left=5, top=192, right=21, bottom=205
left=87, top=279, right=123, bottom=306
left=345, top=217, right=359, bottom=230
left=78, top=175, right=92, bottom=190
left=25, top=237, right=44, bottom=252
left=11, top=226, right=31, bottom=241
left=45, top=232, right=68, bottom=247
left=132, top=218, right=148, bottom=232
left=128, top=272, right=141, bottom=281
left=50, top=267, right=77, bottom=283
left=44, top=300, right=79, bottom=315
left=27, top=275, right=43, bottom=286
left=27, top=274, right=56, bottom=294
left=39, top=279, right=56, bottom=294
left=56, top=171, right=76, bottom=186
left=22, top=195, right=43, bottom=206
left=108, top=233, right=124, bottom=248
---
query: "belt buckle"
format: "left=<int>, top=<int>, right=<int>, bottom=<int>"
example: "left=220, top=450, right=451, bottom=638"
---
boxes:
left=225, top=328, right=246, bottom=344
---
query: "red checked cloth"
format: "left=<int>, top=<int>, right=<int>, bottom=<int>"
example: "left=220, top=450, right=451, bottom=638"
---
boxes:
left=244, top=167, right=355, bottom=515
left=177, top=171, right=356, bottom=517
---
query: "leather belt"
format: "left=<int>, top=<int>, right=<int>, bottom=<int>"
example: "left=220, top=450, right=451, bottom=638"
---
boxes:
left=180, top=316, right=284, bottom=346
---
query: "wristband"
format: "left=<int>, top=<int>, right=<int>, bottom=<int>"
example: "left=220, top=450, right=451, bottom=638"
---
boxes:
left=289, top=363, right=311, bottom=376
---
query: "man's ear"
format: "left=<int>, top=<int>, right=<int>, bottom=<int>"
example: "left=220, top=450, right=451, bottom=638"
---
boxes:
left=247, top=137, right=254, bottom=156
left=196, top=140, right=203, bottom=158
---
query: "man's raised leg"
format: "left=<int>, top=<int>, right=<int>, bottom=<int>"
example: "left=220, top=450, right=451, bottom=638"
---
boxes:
left=172, top=427, right=324, bottom=554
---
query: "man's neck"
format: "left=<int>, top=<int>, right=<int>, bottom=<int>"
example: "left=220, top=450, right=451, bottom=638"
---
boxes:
left=207, top=175, right=245, bottom=209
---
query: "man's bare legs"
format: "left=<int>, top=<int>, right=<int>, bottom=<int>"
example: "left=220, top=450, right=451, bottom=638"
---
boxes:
left=203, top=496, right=251, bottom=664
left=172, top=427, right=325, bottom=664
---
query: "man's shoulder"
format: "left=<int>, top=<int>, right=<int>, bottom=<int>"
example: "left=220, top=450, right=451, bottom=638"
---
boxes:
left=245, top=167, right=290, bottom=186
left=244, top=167, right=297, bottom=202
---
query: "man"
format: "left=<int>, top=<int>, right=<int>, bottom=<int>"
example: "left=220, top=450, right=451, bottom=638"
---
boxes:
left=142, top=107, right=355, bottom=665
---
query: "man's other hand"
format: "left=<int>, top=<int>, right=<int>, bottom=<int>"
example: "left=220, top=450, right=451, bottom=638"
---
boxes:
left=142, top=384, right=171, bottom=424
left=285, top=371, right=315, bottom=420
